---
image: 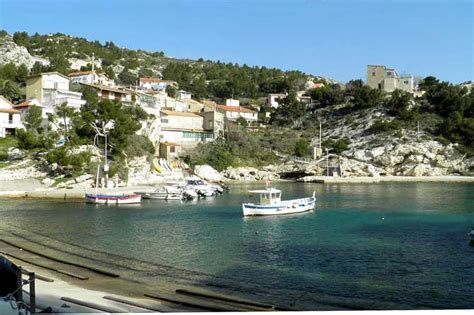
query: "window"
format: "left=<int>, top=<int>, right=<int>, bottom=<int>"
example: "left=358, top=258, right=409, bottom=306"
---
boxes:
left=161, top=118, right=169, bottom=123
left=387, top=71, right=392, bottom=76
left=372, top=72, right=376, bottom=76
left=404, top=80, right=409, bottom=84
left=8, top=113, right=13, bottom=123
left=170, top=146, right=175, bottom=153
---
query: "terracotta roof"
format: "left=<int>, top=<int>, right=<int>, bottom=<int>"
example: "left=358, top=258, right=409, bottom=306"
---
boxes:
left=81, top=83, right=130, bottom=94
left=140, top=77, right=176, bottom=84
left=216, top=105, right=257, bottom=113
left=160, top=141, right=180, bottom=147
left=13, top=99, right=43, bottom=109
left=161, top=110, right=202, bottom=118
left=69, top=70, right=94, bottom=77
left=27, top=72, right=70, bottom=81
left=0, top=108, right=20, bottom=114
left=13, top=100, right=32, bottom=108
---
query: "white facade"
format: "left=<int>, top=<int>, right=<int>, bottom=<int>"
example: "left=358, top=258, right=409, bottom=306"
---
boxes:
left=0, top=96, right=23, bottom=138
left=139, top=78, right=176, bottom=91
left=216, top=105, right=258, bottom=122
left=225, top=98, right=240, bottom=107
left=367, top=65, right=416, bottom=93
left=267, top=93, right=287, bottom=109
left=69, top=71, right=115, bottom=87
left=26, top=72, right=86, bottom=114
left=160, top=110, right=213, bottom=149
left=177, top=90, right=192, bottom=101
left=43, top=89, right=86, bottom=110
left=32, top=56, right=50, bottom=67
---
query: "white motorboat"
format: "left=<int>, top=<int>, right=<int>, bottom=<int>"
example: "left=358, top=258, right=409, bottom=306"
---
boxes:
left=185, top=178, right=218, bottom=198
left=85, top=193, right=142, bottom=204
left=242, top=188, right=316, bottom=216
left=136, top=185, right=183, bottom=200
left=183, top=189, right=199, bottom=200
left=469, top=228, right=474, bottom=246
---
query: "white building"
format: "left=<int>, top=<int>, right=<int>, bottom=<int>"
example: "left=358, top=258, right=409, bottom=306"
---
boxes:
left=31, top=56, right=50, bottom=67
left=160, top=110, right=214, bottom=150
left=13, top=98, right=47, bottom=119
left=367, top=65, right=416, bottom=93
left=26, top=72, right=86, bottom=113
left=0, top=96, right=23, bottom=138
left=81, top=83, right=133, bottom=103
left=177, top=90, right=192, bottom=101
left=216, top=104, right=258, bottom=123
left=139, top=77, right=177, bottom=91
left=69, top=71, right=115, bottom=87
left=267, top=93, right=287, bottom=108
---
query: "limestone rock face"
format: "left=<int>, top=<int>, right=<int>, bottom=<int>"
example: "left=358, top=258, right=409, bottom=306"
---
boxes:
left=194, top=165, right=223, bottom=182
left=222, top=166, right=279, bottom=181
left=7, top=147, right=25, bottom=160
left=0, top=35, right=35, bottom=69
left=0, top=159, right=47, bottom=181
left=343, top=140, right=468, bottom=177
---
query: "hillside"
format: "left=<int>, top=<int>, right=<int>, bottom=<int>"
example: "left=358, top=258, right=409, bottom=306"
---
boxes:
left=0, top=30, right=337, bottom=101
left=0, top=30, right=472, bottom=187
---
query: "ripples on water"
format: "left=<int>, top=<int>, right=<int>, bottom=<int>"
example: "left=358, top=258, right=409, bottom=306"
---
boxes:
left=0, top=182, right=473, bottom=309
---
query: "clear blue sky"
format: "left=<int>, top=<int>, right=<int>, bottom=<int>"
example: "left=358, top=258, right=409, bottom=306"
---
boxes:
left=0, top=0, right=472, bottom=83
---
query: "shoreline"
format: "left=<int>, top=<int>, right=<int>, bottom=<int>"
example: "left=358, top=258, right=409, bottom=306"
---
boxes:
left=0, top=228, right=346, bottom=311
left=0, top=175, right=473, bottom=200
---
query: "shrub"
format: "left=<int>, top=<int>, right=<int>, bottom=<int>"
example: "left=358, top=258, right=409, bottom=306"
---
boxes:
left=45, top=148, right=92, bottom=175
left=323, top=137, right=351, bottom=154
left=369, top=119, right=402, bottom=133
left=124, top=134, right=155, bottom=158
left=294, top=138, right=309, bottom=157
left=16, top=129, right=41, bottom=149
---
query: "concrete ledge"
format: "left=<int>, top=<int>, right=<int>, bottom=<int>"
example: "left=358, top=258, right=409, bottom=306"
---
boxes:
left=300, top=176, right=474, bottom=184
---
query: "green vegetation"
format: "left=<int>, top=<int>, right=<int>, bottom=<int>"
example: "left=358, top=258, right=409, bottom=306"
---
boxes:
left=419, top=76, right=473, bottom=154
left=0, top=136, right=18, bottom=161
left=369, top=119, right=403, bottom=133
left=294, top=138, right=309, bottom=157
left=322, top=137, right=351, bottom=154
left=270, top=91, right=307, bottom=126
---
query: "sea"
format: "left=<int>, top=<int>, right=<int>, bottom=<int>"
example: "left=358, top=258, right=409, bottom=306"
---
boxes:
left=1, top=182, right=473, bottom=309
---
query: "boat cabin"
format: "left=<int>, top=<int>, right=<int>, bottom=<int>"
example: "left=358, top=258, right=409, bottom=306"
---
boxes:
left=248, top=188, right=282, bottom=205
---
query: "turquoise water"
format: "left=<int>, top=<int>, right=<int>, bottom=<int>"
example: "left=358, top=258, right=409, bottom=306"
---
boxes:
left=1, top=183, right=473, bottom=309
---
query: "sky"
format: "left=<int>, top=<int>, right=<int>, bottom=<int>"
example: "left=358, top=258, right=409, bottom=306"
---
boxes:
left=0, top=0, right=472, bottom=83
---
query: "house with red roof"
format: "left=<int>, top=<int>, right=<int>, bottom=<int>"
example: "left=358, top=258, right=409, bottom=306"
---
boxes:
left=0, top=96, right=23, bottom=137
left=216, top=99, right=258, bottom=124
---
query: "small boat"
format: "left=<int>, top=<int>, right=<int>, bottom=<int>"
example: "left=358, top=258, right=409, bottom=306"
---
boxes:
left=136, top=185, right=183, bottom=200
left=183, top=189, right=199, bottom=200
left=185, top=178, right=218, bottom=198
left=85, top=193, right=142, bottom=204
left=242, top=187, right=316, bottom=216
left=468, top=228, right=474, bottom=246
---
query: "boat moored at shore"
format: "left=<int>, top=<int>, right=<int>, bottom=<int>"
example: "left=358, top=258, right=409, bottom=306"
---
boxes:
left=85, top=193, right=142, bottom=204
left=242, top=187, right=316, bottom=216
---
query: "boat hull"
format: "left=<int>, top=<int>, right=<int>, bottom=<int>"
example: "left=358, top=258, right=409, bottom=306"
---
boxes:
left=85, top=193, right=142, bottom=204
left=242, top=196, right=316, bottom=216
